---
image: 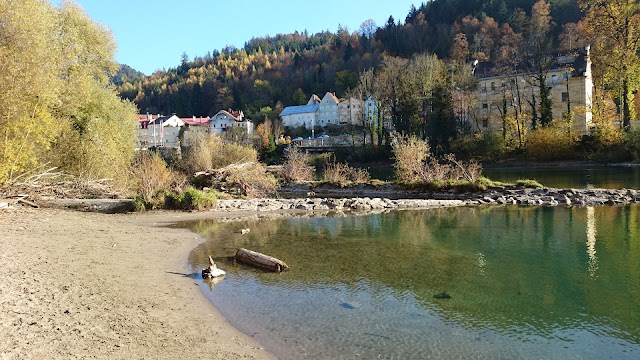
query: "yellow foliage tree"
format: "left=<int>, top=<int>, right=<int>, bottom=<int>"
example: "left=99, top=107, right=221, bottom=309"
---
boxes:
left=0, top=0, right=62, bottom=183
left=0, top=0, right=138, bottom=185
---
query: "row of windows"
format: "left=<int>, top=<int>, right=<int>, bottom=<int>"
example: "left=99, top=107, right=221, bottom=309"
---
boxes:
left=481, top=92, right=570, bottom=110
left=481, top=74, right=571, bottom=92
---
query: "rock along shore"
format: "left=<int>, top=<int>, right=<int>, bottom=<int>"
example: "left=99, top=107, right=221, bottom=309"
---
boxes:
left=24, top=183, right=640, bottom=214
left=215, top=183, right=640, bottom=212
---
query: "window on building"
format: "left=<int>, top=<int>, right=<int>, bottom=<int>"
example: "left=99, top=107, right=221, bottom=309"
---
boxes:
left=482, top=103, right=488, bottom=109
left=491, top=82, right=496, bottom=90
left=481, top=83, right=487, bottom=92
left=562, top=92, right=569, bottom=102
left=482, top=118, right=488, bottom=127
left=551, top=74, right=559, bottom=85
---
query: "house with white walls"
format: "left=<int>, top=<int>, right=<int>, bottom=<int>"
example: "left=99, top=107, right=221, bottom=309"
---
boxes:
left=280, top=95, right=320, bottom=128
left=318, top=92, right=340, bottom=126
left=137, top=114, right=185, bottom=149
left=210, top=109, right=254, bottom=135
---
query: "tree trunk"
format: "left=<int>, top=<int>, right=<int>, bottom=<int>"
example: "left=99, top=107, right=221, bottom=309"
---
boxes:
left=623, top=76, right=631, bottom=130
left=235, top=248, right=289, bottom=272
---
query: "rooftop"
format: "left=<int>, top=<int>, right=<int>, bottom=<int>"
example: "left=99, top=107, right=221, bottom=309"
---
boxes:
left=280, top=104, right=319, bottom=116
left=473, top=47, right=590, bottom=80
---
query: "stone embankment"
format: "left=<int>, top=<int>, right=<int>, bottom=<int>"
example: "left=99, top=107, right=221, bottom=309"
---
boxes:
left=215, top=198, right=464, bottom=212
left=215, top=184, right=640, bottom=212
left=457, top=187, right=640, bottom=206
left=9, top=184, right=637, bottom=214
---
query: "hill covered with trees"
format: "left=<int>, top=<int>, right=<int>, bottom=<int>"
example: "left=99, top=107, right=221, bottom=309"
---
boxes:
left=117, top=0, right=588, bottom=120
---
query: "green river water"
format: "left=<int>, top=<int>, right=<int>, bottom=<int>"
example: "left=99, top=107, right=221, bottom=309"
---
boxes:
left=186, top=205, right=640, bottom=359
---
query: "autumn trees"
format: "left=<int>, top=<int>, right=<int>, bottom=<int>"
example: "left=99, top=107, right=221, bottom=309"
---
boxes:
left=580, top=0, right=640, bottom=130
left=0, top=0, right=137, bottom=185
left=356, top=53, right=475, bottom=153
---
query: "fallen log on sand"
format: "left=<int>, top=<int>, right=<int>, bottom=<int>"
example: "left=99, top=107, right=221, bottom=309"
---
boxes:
left=234, top=248, right=289, bottom=272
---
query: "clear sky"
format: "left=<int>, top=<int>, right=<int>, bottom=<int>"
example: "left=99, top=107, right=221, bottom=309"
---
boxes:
left=48, top=0, right=421, bottom=75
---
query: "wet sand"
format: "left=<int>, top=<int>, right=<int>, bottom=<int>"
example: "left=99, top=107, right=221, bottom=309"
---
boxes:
left=0, top=208, right=275, bottom=359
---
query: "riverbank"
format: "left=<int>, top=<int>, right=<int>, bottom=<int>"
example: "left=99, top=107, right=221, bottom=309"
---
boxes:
left=275, top=183, right=640, bottom=207
left=0, top=208, right=275, bottom=359
left=2, top=182, right=638, bottom=358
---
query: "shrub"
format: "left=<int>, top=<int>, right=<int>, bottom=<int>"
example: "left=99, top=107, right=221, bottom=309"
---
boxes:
left=525, top=125, right=578, bottom=161
left=223, top=162, right=278, bottom=197
left=182, top=133, right=259, bottom=174
left=624, top=128, right=640, bottom=160
left=444, top=154, right=482, bottom=182
left=451, top=132, right=507, bottom=160
left=132, top=151, right=179, bottom=203
left=182, top=133, right=220, bottom=174
left=515, top=179, right=544, bottom=188
left=392, top=135, right=430, bottom=183
left=179, top=188, right=217, bottom=211
left=281, top=145, right=314, bottom=182
left=393, top=135, right=484, bottom=184
left=322, top=162, right=371, bottom=185
left=132, top=197, right=146, bottom=212
left=217, top=142, right=258, bottom=167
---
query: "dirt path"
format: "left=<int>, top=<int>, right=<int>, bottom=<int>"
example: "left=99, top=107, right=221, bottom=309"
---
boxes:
left=0, top=208, right=274, bottom=359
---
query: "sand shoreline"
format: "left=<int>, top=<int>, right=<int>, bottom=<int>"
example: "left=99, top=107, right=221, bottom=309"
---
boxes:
left=0, top=208, right=275, bottom=359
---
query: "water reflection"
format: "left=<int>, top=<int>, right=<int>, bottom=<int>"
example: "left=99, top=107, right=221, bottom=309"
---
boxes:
left=186, top=206, right=640, bottom=359
left=483, top=165, right=640, bottom=189
left=586, top=207, right=598, bottom=278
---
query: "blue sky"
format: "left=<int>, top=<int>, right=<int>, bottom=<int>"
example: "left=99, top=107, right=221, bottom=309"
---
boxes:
left=49, top=0, right=421, bottom=75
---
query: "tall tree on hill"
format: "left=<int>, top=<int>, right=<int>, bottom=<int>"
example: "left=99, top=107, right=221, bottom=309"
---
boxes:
left=496, top=24, right=527, bottom=146
left=410, top=53, right=445, bottom=138
left=580, top=0, right=640, bottom=129
left=377, top=56, right=418, bottom=135
left=529, top=0, right=554, bottom=127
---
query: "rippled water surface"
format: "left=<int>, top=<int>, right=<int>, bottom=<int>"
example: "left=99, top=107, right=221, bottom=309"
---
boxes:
left=186, top=206, right=640, bottom=359
left=484, top=166, right=640, bottom=189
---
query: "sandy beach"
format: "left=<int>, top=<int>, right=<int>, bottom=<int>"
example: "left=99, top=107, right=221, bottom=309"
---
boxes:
left=0, top=207, right=275, bottom=359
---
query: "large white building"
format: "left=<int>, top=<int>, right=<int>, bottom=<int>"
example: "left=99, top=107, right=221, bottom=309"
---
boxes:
left=281, top=92, right=367, bottom=129
left=318, top=92, right=340, bottom=126
left=209, top=109, right=254, bottom=135
left=280, top=95, right=320, bottom=128
left=472, top=46, right=593, bottom=135
left=137, top=114, right=185, bottom=149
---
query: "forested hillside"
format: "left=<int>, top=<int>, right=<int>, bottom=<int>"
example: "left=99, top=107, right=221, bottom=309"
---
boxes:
left=116, top=0, right=586, bottom=121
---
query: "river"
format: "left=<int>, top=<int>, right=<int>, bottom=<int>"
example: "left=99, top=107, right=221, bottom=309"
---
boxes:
left=186, top=205, right=640, bottom=359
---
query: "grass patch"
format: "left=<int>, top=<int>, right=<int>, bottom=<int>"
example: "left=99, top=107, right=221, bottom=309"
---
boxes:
left=134, top=188, right=218, bottom=211
left=368, top=179, right=388, bottom=186
left=515, top=179, right=544, bottom=188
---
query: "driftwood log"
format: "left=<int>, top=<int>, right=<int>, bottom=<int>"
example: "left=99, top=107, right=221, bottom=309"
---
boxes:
left=235, top=248, right=289, bottom=272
